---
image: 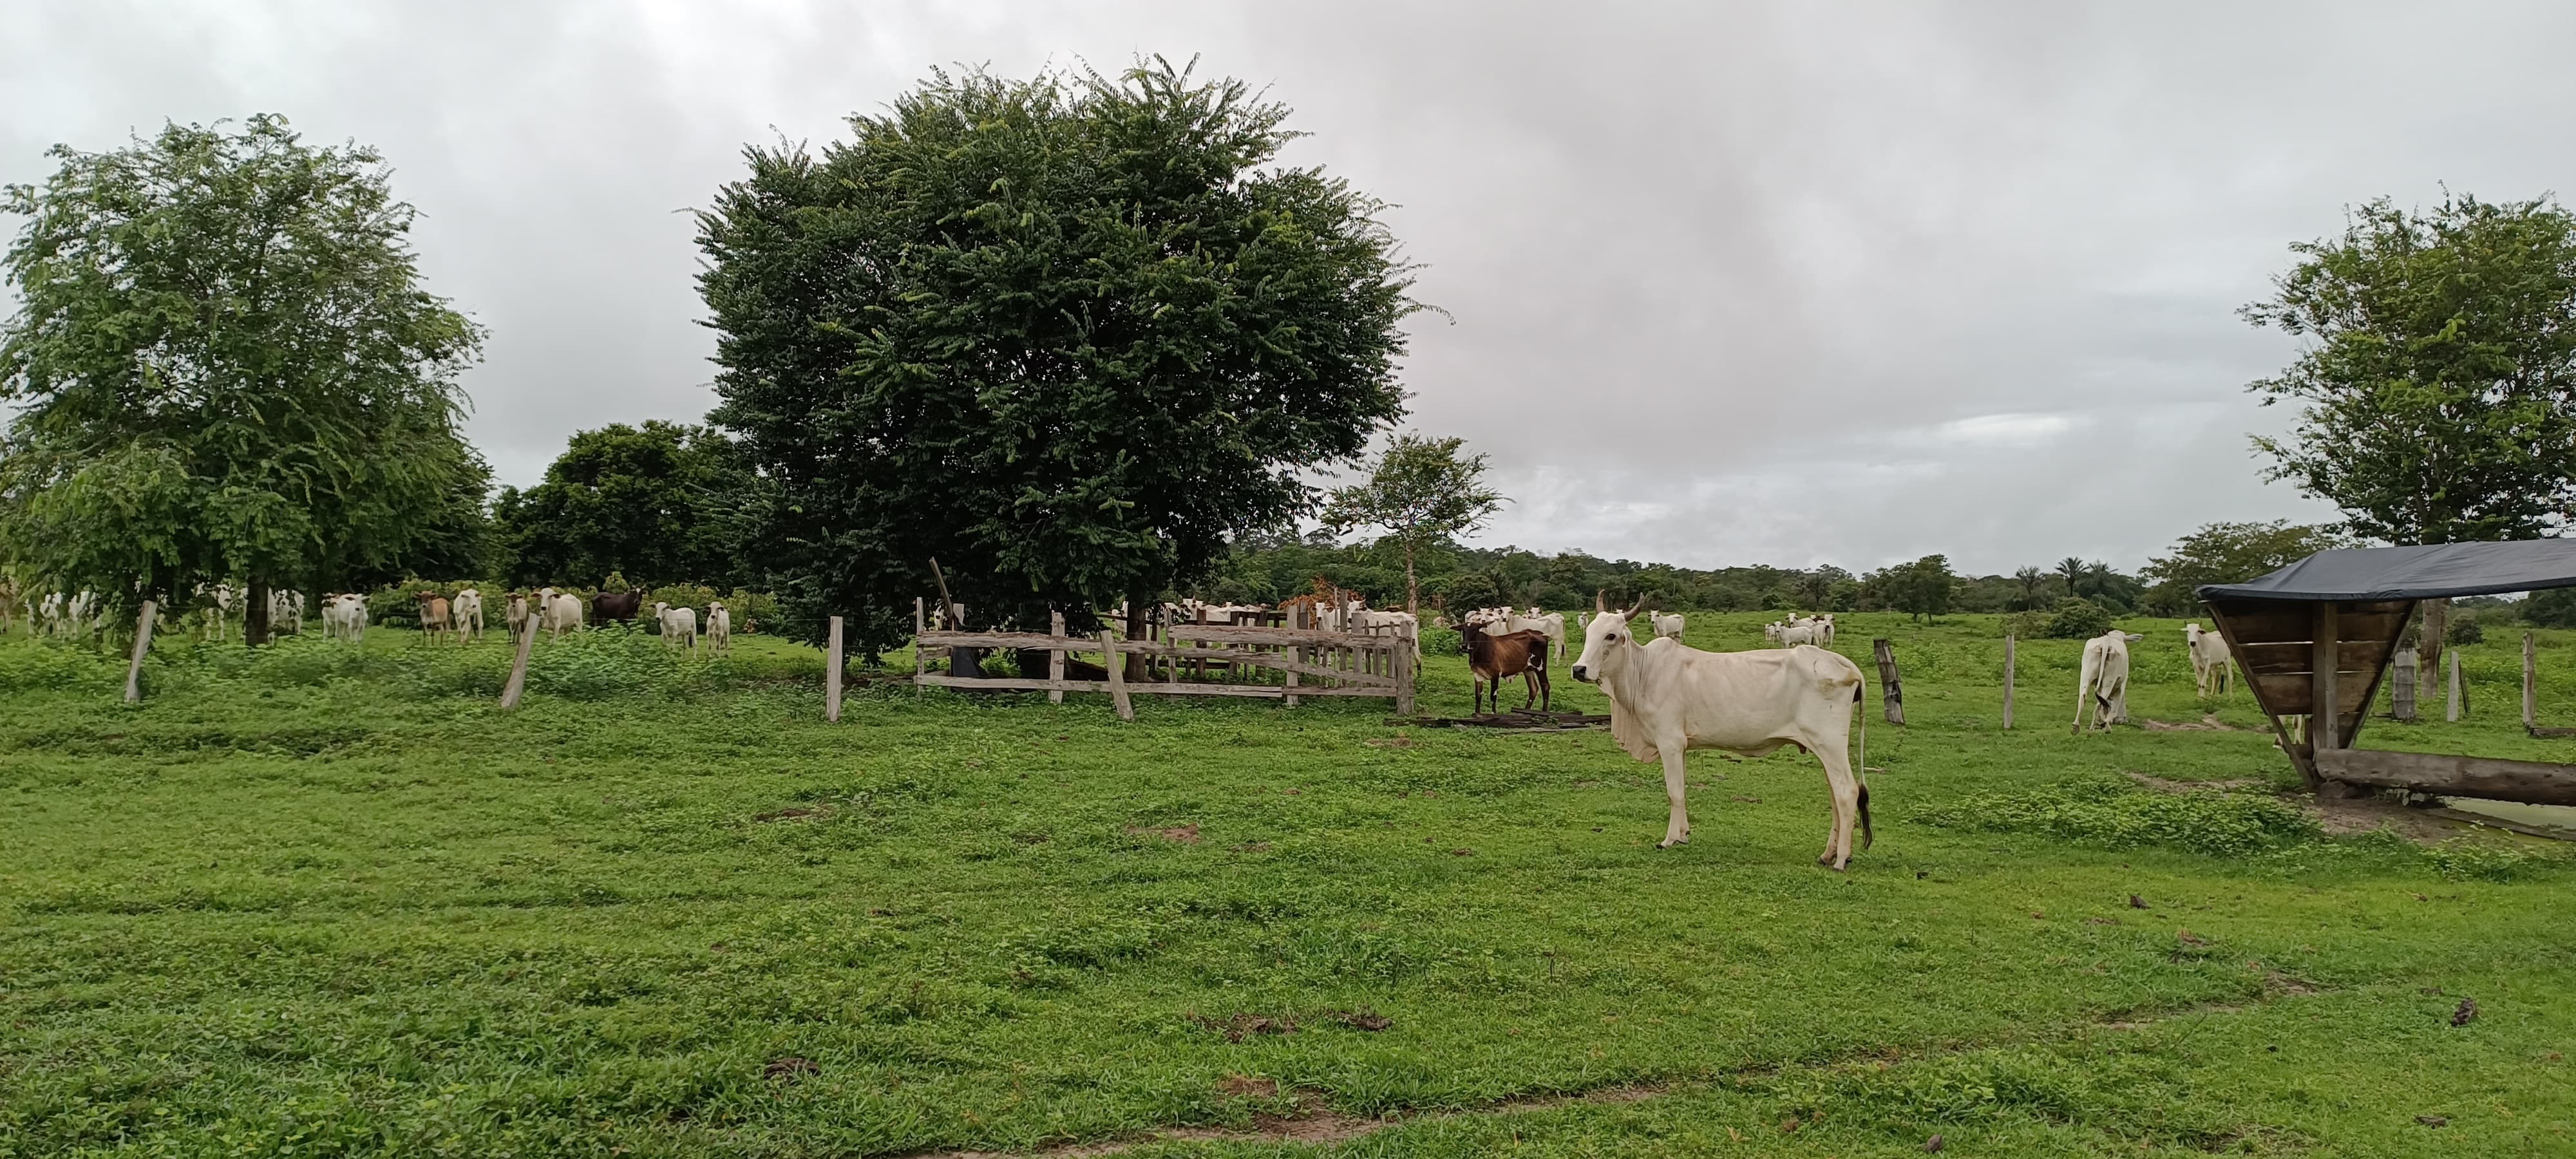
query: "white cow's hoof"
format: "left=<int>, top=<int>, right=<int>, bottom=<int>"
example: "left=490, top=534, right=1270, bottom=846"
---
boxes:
left=1658, top=836, right=1687, bottom=849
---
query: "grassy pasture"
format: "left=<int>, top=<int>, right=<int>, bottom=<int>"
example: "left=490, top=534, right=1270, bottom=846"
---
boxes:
left=1, top=612, right=2571, bottom=1156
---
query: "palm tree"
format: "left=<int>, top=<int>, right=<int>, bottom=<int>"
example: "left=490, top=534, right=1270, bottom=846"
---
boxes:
left=2057, top=557, right=2086, bottom=598
left=2013, top=566, right=2048, bottom=609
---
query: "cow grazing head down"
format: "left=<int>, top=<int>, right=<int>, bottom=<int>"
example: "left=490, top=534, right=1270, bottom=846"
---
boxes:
left=1570, top=590, right=1647, bottom=684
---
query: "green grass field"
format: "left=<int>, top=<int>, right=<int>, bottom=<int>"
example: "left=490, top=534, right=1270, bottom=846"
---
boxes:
left=3, top=612, right=2571, bottom=1156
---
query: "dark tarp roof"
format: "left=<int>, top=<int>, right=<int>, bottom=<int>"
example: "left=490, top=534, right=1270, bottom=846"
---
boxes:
left=2198, top=539, right=2576, bottom=602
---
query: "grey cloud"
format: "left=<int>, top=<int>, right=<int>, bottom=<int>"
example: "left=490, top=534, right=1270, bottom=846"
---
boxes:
left=6, top=1, right=2570, bottom=573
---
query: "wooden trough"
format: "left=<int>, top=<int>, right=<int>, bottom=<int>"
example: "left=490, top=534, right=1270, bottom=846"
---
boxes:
left=2201, top=541, right=2576, bottom=807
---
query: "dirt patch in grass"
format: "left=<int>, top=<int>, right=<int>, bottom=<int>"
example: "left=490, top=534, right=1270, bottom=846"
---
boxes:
left=1125, top=823, right=1200, bottom=845
left=1215, top=1074, right=1277, bottom=1098
left=2309, top=795, right=2482, bottom=843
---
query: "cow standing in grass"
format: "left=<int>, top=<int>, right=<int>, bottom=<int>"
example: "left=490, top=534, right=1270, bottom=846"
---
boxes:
left=1466, top=628, right=1552, bottom=715
left=2074, top=629, right=2145, bottom=732
left=1571, top=594, right=1870, bottom=868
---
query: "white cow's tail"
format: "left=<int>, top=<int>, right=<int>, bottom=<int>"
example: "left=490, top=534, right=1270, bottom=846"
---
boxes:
left=1852, top=679, right=1872, bottom=851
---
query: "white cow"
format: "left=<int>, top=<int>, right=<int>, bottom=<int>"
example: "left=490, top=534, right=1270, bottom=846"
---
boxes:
left=452, top=589, right=485, bottom=643
left=2074, top=628, right=2146, bottom=732
left=1571, top=596, right=1872, bottom=868
left=538, top=590, right=583, bottom=640
left=1348, top=608, right=1419, bottom=655
left=652, top=602, right=699, bottom=650
left=1484, top=608, right=1567, bottom=659
left=2184, top=623, right=2231, bottom=698
left=268, top=589, right=305, bottom=634
left=198, top=583, right=238, bottom=642
left=1649, top=610, right=1685, bottom=640
left=322, top=593, right=368, bottom=643
left=706, top=600, right=732, bottom=654
left=1768, top=619, right=1823, bottom=647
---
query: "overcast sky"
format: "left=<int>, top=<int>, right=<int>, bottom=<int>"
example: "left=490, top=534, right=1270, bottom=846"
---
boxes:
left=7, top=1, right=2572, bottom=575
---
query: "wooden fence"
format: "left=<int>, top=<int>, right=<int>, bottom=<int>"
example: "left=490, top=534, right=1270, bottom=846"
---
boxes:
left=911, top=606, right=1414, bottom=720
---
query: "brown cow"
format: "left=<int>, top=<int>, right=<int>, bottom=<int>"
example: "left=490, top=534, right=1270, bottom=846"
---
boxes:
left=1466, top=627, right=1551, bottom=716
left=592, top=590, right=645, bottom=625
left=415, top=591, right=453, bottom=644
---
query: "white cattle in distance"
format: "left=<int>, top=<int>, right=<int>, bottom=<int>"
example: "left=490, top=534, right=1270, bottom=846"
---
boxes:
left=451, top=589, right=485, bottom=643
left=654, top=602, right=700, bottom=651
left=1483, top=608, right=1567, bottom=659
left=268, top=589, right=305, bottom=634
left=1649, top=610, right=1685, bottom=641
left=2074, top=628, right=2146, bottom=732
left=2184, top=623, right=2232, bottom=698
left=706, top=600, right=732, bottom=654
left=322, top=593, right=368, bottom=643
left=538, top=590, right=584, bottom=640
left=1571, top=596, right=1872, bottom=868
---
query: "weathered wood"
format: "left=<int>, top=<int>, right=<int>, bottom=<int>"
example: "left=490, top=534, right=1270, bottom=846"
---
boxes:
left=2309, top=602, right=2340, bottom=757
left=1873, top=639, right=1904, bottom=725
left=2201, top=600, right=2409, bottom=646
left=124, top=599, right=156, bottom=704
left=2000, top=634, right=2015, bottom=730
left=1048, top=612, right=1066, bottom=705
left=2447, top=649, right=2463, bottom=722
left=1394, top=632, right=1416, bottom=717
left=2205, top=600, right=2314, bottom=786
left=914, top=630, right=1088, bottom=650
left=2524, top=632, right=2538, bottom=730
left=826, top=615, right=844, bottom=723
left=499, top=610, right=537, bottom=710
left=1284, top=603, right=1303, bottom=708
left=914, top=596, right=925, bottom=635
left=2391, top=647, right=2418, bottom=722
left=1100, top=631, right=1133, bottom=721
left=2315, top=747, right=2576, bottom=807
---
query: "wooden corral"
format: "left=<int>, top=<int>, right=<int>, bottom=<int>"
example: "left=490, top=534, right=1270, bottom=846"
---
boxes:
left=2201, top=540, right=2576, bottom=808
left=911, top=605, right=1414, bottom=720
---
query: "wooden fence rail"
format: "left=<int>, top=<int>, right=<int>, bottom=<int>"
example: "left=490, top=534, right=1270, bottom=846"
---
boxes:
left=910, top=616, right=1415, bottom=719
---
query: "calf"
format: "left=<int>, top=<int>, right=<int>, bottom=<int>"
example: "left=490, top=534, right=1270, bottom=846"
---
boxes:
left=2184, top=623, right=2231, bottom=698
left=652, top=601, right=699, bottom=651
left=1649, top=610, right=1685, bottom=640
left=505, top=593, right=531, bottom=639
left=1466, top=627, right=1552, bottom=715
left=415, top=592, right=453, bottom=644
left=539, top=590, right=583, bottom=639
left=706, top=600, right=732, bottom=654
left=452, top=589, right=484, bottom=643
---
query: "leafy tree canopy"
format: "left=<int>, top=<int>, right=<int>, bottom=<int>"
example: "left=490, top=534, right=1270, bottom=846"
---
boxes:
left=0, top=115, right=484, bottom=639
left=496, top=421, right=760, bottom=590
left=1869, top=554, right=1956, bottom=622
left=2244, top=192, right=2576, bottom=545
left=1321, top=433, right=1504, bottom=613
left=697, top=59, right=1417, bottom=655
left=2139, top=520, right=2352, bottom=613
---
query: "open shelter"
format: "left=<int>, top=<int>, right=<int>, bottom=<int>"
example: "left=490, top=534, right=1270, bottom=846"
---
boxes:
left=2199, top=540, right=2576, bottom=806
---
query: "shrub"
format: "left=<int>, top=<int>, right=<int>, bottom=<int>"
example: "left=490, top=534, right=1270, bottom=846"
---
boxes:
left=2043, top=598, right=2113, bottom=639
left=2447, top=616, right=2485, bottom=645
left=1911, top=779, right=2319, bottom=858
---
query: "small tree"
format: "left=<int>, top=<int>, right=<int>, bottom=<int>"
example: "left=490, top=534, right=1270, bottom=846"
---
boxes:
left=2140, top=520, right=2349, bottom=615
left=1321, top=433, right=1505, bottom=614
left=0, top=116, right=484, bottom=644
left=1873, top=554, right=1956, bottom=623
left=496, top=421, right=762, bottom=589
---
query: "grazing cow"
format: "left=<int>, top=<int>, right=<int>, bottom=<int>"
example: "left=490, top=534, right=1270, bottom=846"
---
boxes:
left=506, top=594, right=531, bottom=638
left=2184, top=623, right=2231, bottom=698
left=592, top=589, right=645, bottom=626
left=199, top=583, right=238, bottom=642
left=2074, top=628, right=2146, bottom=733
left=323, top=593, right=368, bottom=643
left=1650, top=610, right=1686, bottom=640
left=452, top=589, right=484, bottom=643
left=1466, top=627, right=1552, bottom=715
left=1572, top=594, right=1871, bottom=867
left=706, top=600, right=732, bottom=654
left=415, top=592, right=454, bottom=644
left=539, top=590, right=583, bottom=639
left=652, top=601, right=699, bottom=650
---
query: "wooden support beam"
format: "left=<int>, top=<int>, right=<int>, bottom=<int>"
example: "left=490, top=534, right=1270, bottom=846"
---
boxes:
left=2310, top=602, right=2339, bottom=753
left=2447, top=649, right=2463, bottom=722
left=1048, top=612, right=1066, bottom=705
left=2315, top=747, right=2576, bottom=807
left=2391, top=647, right=2418, bottom=722
left=1100, top=630, right=1133, bottom=721
left=826, top=615, right=844, bottom=723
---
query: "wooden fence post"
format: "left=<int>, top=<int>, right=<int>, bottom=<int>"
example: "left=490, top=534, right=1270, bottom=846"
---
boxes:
left=1045, top=611, right=1066, bottom=704
left=123, top=599, right=156, bottom=704
left=2000, top=634, right=2015, bottom=730
left=499, top=612, right=536, bottom=710
left=826, top=615, right=844, bottom=723
left=2447, top=648, right=2463, bottom=722
left=1393, top=632, right=1416, bottom=717
left=2311, top=603, right=2340, bottom=753
left=2524, top=632, right=2537, bottom=731
left=2391, top=647, right=2418, bottom=723
left=1283, top=603, right=1302, bottom=708
left=1873, top=639, right=1904, bottom=725
left=1099, top=630, right=1134, bottom=721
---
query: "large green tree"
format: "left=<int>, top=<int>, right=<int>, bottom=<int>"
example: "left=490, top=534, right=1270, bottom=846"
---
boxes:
left=2139, top=520, right=2350, bottom=616
left=0, top=115, right=484, bottom=642
left=696, top=60, right=1416, bottom=655
left=1321, top=433, right=1504, bottom=614
left=2244, top=193, right=2576, bottom=545
left=495, top=421, right=759, bottom=589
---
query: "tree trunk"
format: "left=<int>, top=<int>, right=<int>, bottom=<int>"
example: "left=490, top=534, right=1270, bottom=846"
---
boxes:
left=1404, top=541, right=1419, bottom=616
left=245, top=580, right=272, bottom=647
left=2421, top=598, right=2447, bottom=676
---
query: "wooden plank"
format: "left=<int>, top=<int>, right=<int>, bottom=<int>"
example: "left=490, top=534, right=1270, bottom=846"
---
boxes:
left=1284, top=603, right=1303, bottom=708
left=2391, top=648, right=2418, bottom=722
left=124, top=599, right=156, bottom=703
left=1162, top=625, right=1400, bottom=647
left=2000, top=634, right=2015, bottom=730
left=2248, top=672, right=2378, bottom=718
left=1101, top=631, right=1133, bottom=721
left=2310, top=601, right=2338, bottom=755
left=909, top=674, right=1403, bottom=699
left=826, top=615, right=844, bottom=723
left=2203, top=600, right=2409, bottom=644
left=1117, top=644, right=1395, bottom=684
left=2205, top=601, right=2314, bottom=786
left=2315, top=747, right=2576, bottom=807
left=2525, top=632, right=2538, bottom=730
left=915, top=630, right=1092, bottom=650
left=1048, top=612, right=1066, bottom=705
left=914, top=675, right=1108, bottom=692
left=2335, top=600, right=2410, bottom=751
left=500, top=611, right=536, bottom=710
left=1873, top=639, right=1904, bottom=725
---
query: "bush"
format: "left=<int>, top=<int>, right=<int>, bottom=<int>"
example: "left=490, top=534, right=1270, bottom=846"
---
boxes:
left=2042, top=598, right=2113, bottom=639
left=2447, top=616, right=2485, bottom=645
left=2525, top=587, right=2576, bottom=628
left=1911, top=779, right=2318, bottom=858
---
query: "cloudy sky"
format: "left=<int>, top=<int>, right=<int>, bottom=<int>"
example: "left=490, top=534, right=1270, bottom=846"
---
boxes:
left=7, top=1, right=2572, bottom=575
